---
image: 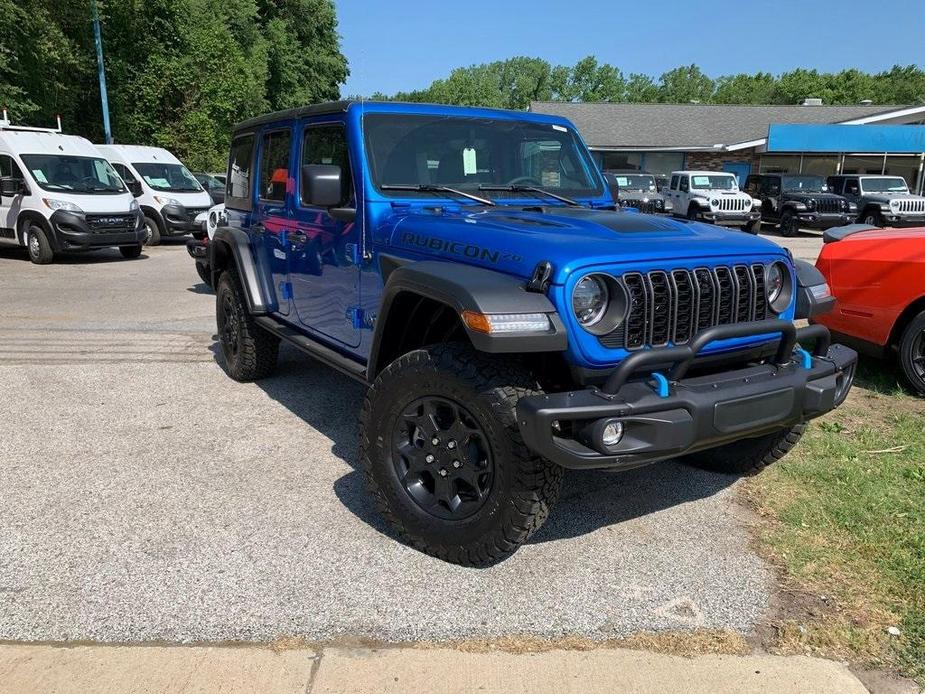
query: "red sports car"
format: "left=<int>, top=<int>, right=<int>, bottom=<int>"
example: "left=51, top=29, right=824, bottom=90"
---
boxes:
left=815, top=225, right=925, bottom=395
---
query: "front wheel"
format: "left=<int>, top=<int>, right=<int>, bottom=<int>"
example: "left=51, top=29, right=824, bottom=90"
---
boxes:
left=780, top=211, right=799, bottom=237
left=862, top=210, right=884, bottom=228
left=743, top=220, right=759, bottom=234
left=898, top=310, right=925, bottom=396
left=215, top=269, right=279, bottom=381
left=25, top=224, right=54, bottom=264
left=680, top=425, right=805, bottom=475
left=360, top=343, right=563, bottom=566
left=143, top=216, right=161, bottom=246
left=687, top=204, right=699, bottom=221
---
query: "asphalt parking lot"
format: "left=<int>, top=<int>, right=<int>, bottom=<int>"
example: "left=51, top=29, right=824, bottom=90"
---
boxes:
left=0, top=229, right=823, bottom=645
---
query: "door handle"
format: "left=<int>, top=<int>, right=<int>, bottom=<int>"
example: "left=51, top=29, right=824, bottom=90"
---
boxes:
left=287, top=231, right=307, bottom=244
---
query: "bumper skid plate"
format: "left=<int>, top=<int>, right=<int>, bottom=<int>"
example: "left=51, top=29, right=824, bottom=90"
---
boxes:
left=516, top=321, right=857, bottom=470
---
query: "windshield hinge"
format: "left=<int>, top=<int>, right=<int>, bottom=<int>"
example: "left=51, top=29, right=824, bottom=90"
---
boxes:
left=526, top=260, right=553, bottom=293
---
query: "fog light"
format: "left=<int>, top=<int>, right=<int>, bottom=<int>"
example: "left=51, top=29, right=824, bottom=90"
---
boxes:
left=600, top=419, right=624, bottom=448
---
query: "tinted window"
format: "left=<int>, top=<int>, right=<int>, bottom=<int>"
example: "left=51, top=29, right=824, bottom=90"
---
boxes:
left=226, top=134, right=255, bottom=210
left=19, top=154, right=125, bottom=193
left=0, top=154, right=24, bottom=179
left=670, top=175, right=679, bottom=191
left=112, top=162, right=137, bottom=184
left=301, top=125, right=352, bottom=206
left=133, top=162, right=200, bottom=192
left=258, top=129, right=292, bottom=202
left=679, top=176, right=689, bottom=192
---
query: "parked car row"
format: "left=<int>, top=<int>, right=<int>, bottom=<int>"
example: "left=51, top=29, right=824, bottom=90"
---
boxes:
left=0, top=116, right=218, bottom=263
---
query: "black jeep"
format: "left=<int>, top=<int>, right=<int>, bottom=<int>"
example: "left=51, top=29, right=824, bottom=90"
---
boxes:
left=602, top=170, right=670, bottom=214
left=745, top=174, right=855, bottom=237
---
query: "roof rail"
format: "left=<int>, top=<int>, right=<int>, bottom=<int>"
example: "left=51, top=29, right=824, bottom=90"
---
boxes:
left=0, top=109, right=63, bottom=133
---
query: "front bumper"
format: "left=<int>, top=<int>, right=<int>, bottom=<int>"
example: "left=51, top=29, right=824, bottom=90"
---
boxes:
left=794, top=212, right=854, bottom=229
left=516, top=321, right=857, bottom=470
left=161, top=203, right=209, bottom=235
left=49, top=209, right=146, bottom=251
left=699, top=209, right=761, bottom=225
left=883, top=214, right=925, bottom=227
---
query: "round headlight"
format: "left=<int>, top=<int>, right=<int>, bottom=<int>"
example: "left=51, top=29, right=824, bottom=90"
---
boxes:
left=572, top=275, right=608, bottom=326
left=710, top=199, right=719, bottom=207
left=766, top=261, right=792, bottom=313
left=890, top=199, right=900, bottom=209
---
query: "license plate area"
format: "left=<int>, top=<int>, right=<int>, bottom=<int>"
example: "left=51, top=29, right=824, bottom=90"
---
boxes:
left=713, top=387, right=795, bottom=434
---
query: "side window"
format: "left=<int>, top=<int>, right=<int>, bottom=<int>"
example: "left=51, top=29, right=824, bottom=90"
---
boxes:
left=845, top=178, right=860, bottom=195
left=112, top=162, right=137, bottom=184
left=301, top=125, right=353, bottom=206
left=767, top=177, right=781, bottom=195
left=744, top=176, right=759, bottom=195
left=679, top=176, right=689, bottom=193
left=226, top=134, right=256, bottom=210
left=0, top=154, right=24, bottom=179
left=259, top=129, right=292, bottom=202
left=670, top=175, right=679, bottom=191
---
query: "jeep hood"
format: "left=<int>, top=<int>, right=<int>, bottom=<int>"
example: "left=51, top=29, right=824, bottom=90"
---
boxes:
left=863, top=192, right=925, bottom=203
left=386, top=206, right=787, bottom=284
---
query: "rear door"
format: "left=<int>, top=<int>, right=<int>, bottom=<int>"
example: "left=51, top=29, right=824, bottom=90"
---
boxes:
left=254, top=127, right=294, bottom=317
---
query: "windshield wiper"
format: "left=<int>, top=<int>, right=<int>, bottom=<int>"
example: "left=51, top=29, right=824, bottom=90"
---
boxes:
left=380, top=184, right=495, bottom=206
left=478, top=184, right=580, bottom=207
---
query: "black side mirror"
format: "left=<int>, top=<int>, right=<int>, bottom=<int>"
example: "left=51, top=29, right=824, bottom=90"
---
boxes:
left=301, top=164, right=344, bottom=208
left=127, top=179, right=143, bottom=197
left=0, top=176, right=26, bottom=198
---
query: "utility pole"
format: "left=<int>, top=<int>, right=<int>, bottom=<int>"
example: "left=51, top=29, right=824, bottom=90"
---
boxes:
left=91, top=0, right=113, bottom=143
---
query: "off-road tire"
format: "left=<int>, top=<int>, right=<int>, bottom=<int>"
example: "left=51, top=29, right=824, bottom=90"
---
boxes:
left=680, top=424, right=805, bottom=475
left=119, top=244, right=143, bottom=259
left=743, top=220, right=759, bottom=234
left=25, top=223, right=54, bottom=264
left=144, top=216, right=161, bottom=246
left=216, top=269, right=279, bottom=381
left=687, top=204, right=699, bottom=221
left=898, top=310, right=925, bottom=396
left=862, top=210, right=884, bottom=228
left=196, top=262, right=212, bottom=288
left=780, top=210, right=799, bottom=237
left=359, top=343, right=564, bottom=566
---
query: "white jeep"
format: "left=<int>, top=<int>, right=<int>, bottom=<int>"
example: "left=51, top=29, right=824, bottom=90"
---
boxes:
left=667, top=170, right=762, bottom=233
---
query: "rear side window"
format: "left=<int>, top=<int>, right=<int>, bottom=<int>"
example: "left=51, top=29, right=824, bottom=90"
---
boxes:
left=301, top=125, right=353, bottom=206
left=226, top=134, right=256, bottom=210
left=259, top=129, right=292, bottom=202
left=679, top=176, right=689, bottom=192
left=670, top=175, right=679, bottom=191
left=827, top=177, right=842, bottom=194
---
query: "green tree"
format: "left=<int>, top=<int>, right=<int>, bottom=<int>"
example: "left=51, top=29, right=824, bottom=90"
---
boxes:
left=713, top=72, right=777, bottom=104
left=657, top=64, right=714, bottom=103
left=623, top=73, right=659, bottom=103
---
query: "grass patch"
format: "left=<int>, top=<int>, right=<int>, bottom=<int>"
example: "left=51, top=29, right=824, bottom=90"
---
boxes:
left=745, top=368, right=925, bottom=682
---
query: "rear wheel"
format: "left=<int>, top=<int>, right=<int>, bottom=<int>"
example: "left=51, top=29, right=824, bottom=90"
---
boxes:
left=119, top=244, right=143, bottom=259
left=780, top=210, right=799, bottom=237
left=680, top=425, right=805, bottom=475
left=25, top=223, right=54, bottom=264
left=360, top=343, right=563, bottom=566
left=898, top=310, right=925, bottom=396
left=216, top=269, right=279, bottom=381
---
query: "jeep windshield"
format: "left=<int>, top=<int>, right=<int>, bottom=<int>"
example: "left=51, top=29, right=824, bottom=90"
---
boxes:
left=782, top=175, right=827, bottom=193
left=860, top=177, right=909, bottom=193
left=363, top=113, right=604, bottom=203
left=613, top=174, right=656, bottom=192
left=132, top=162, right=203, bottom=193
left=690, top=175, right=737, bottom=190
left=20, top=154, right=126, bottom=194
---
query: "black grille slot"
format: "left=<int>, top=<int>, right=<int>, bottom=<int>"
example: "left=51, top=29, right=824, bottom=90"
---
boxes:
left=694, top=269, right=716, bottom=332
left=648, top=271, right=672, bottom=346
left=85, top=214, right=136, bottom=233
left=671, top=270, right=695, bottom=344
left=815, top=197, right=841, bottom=214
left=752, top=264, right=768, bottom=321
left=733, top=265, right=754, bottom=322
left=623, top=273, right=648, bottom=350
left=714, top=267, right=735, bottom=325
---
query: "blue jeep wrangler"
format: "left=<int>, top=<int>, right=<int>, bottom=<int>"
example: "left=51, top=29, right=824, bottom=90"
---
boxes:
left=209, top=101, right=857, bottom=566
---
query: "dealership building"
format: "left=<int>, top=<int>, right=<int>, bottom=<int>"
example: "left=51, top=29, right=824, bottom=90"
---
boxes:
left=529, top=101, right=925, bottom=193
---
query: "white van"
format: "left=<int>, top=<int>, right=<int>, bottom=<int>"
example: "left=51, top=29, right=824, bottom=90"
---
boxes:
left=0, top=117, right=145, bottom=264
left=96, top=144, right=212, bottom=245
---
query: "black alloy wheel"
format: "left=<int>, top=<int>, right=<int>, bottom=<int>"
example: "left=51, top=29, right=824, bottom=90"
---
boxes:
left=392, top=396, right=494, bottom=520
left=219, top=289, right=241, bottom=360
left=899, top=310, right=925, bottom=396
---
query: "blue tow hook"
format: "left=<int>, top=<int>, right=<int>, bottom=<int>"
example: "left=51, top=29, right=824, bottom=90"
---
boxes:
left=796, top=347, right=813, bottom=370
left=650, top=372, right=670, bottom=398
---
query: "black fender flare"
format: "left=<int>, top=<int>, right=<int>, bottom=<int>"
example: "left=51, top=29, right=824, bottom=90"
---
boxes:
left=794, top=258, right=835, bottom=319
left=210, top=226, right=277, bottom=315
left=16, top=212, right=57, bottom=251
left=369, top=259, right=567, bottom=377
left=139, top=205, right=167, bottom=236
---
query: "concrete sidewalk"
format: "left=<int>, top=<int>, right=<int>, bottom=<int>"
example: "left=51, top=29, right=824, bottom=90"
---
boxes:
left=0, top=643, right=870, bottom=694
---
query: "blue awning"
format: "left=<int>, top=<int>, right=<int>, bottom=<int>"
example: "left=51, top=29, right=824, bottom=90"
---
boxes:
left=767, top=124, right=925, bottom=153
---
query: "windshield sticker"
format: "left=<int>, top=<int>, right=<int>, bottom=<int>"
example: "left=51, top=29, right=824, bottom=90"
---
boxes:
left=616, top=177, right=629, bottom=186
left=32, top=169, right=48, bottom=183
left=463, top=147, right=477, bottom=176
left=143, top=176, right=170, bottom=188
left=693, top=176, right=711, bottom=186
left=542, top=171, right=561, bottom=188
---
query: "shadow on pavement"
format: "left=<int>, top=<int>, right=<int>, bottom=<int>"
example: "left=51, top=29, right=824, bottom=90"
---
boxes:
left=214, top=344, right=737, bottom=548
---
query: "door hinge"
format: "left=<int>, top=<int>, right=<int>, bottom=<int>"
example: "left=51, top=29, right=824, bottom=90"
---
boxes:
left=347, top=306, right=375, bottom=330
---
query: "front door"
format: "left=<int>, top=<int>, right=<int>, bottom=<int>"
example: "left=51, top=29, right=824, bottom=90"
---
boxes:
left=289, top=120, right=361, bottom=348
left=254, top=127, right=294, bottom=317
left=0, top=154, right=25, bottom=244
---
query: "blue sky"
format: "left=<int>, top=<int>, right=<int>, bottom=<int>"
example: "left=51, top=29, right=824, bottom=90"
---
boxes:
left=335, top=0, right=924, bottom=97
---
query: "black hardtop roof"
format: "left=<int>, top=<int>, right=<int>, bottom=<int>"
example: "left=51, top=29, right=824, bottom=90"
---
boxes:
left=234, top=101, right=352, bottom=132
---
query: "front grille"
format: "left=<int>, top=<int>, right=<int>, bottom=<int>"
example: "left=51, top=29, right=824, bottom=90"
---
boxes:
left=896, top=198, right=925, bottom=214
left=185, top=207, right=210, bottom=221
left=716, top=197, right=746, bottom=212
left=599, top=264, right=771, bottom=350
left=85, top=214, right=136, bottom=233
left=620, top=199, right=664, bottom=213
left=812, top=197, right=841, bottom=214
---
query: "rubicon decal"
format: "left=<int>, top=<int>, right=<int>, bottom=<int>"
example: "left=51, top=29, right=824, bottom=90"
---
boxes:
left=400, top=232, right=522, bottom=264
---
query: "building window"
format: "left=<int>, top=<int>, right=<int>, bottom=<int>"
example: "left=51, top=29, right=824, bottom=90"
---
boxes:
left=842, top=154, right=884, bottom=175
left=883, top=155, right=921, bottom=193
left=759, top=155, right=801, bottom=174
left=643, top=152, right=685, bottom=176
left=600, top=152, right=642, bottom=171
left=801, top=155, right=839, bottom=176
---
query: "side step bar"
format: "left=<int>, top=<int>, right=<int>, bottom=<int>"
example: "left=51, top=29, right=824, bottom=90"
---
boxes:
left=254, top=316, right=368, bottom=383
